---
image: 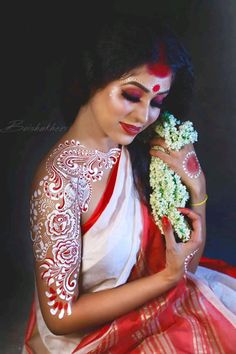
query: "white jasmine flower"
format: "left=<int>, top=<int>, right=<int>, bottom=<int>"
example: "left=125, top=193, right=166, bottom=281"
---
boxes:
left=150, top=111, right=198, bottom=242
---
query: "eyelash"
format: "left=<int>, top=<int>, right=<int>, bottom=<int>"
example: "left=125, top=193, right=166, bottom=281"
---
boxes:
left=122, top=91, right=163, bottom=109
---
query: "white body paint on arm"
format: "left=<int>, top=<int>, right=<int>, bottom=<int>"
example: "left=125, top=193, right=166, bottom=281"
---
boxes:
left=30, top=140, right=121, bottom=320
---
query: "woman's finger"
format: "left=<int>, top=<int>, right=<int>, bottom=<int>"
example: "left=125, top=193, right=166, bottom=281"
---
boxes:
left=150, top=148, right=173, bottom=164
left=177, top=207, right=202, bottom=245
left=161, top=216, right=177, bottom=249
left=149, top=137, right=166, bottom=147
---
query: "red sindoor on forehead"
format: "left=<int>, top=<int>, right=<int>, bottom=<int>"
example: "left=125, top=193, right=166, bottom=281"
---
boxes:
left=148, top=43, right=171, bottom=79
left=148, top=63, right=171, bottom=78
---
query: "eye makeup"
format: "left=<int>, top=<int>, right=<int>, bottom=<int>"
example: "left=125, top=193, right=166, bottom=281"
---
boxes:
left=121, top=89, right=142, bottom=102
left=150, top=96, right=164, bottom=108
left=121, top=88, right=168, bottom=108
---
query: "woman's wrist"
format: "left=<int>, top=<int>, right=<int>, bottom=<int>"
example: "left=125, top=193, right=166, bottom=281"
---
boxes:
left=190, top=176, right=207, bottom=204
left=160, top=268, right=183, bottom=286
left=190, top=189, right=207, bottom=205
left=191, top=194, right=208, bottom=207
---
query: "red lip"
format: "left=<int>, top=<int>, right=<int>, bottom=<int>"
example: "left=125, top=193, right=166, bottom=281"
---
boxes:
left=120, top=122, right=142, bottom=136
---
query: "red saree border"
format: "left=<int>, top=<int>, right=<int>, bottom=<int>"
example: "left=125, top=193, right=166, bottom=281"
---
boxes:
left=81, top=154, right=120, bottom=235
left=199, top=256, right=236, bottom=278
left=23, top=297, right=36, bottom=354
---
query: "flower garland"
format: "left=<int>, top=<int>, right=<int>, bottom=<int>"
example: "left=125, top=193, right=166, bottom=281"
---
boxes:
left=149, top=111, right=198, bottom=242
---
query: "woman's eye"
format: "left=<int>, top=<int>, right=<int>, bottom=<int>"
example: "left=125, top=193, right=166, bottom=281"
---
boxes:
left=122, top=90, right=167, bottom=108
left=122, top=91, right=141, bottom=103
left=150, top=100, right=162, bottom=109
left=151, top=96, right=167, bottom=109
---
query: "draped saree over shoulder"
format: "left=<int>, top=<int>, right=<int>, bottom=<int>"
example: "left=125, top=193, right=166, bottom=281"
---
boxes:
left=22, top=146, right=236, bottom=354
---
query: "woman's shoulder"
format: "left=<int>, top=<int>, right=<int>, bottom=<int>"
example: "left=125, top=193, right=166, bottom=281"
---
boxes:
left=30, top=135, right=122, bottom=196
left=29, top=138, right=79, bottom=211
left=30, top=136, right=70, bottom=192
left=30, top=136, right=91, bottom=191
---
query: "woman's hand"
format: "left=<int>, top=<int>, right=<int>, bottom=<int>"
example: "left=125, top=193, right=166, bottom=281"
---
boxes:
left=149, top=137, right=206, bottom=199
left=161, top=208, right=203, bottom=281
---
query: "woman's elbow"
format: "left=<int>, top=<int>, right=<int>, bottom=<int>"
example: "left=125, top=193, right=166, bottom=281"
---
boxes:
left=46, top=319, right=78, bottom=336
left=49, top=325, right=68, bottom=336
left=43, top=311, right=86, bottom=335
left=42, top=312, right=74, bottom=336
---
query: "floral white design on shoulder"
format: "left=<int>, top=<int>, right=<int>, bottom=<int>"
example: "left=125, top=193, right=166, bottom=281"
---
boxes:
left=30, top=140, right=121, bottom=319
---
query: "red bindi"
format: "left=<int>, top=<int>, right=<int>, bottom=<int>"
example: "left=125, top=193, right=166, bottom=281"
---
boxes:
left=152, top=84, right=160, bottom=92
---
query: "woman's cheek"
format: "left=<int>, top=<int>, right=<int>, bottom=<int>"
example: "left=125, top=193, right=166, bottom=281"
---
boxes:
left=108, top=94, right=133, bottom=114
left=121, top=100, right=134, bottom=113
left=148, top=109, right=161, bottom=125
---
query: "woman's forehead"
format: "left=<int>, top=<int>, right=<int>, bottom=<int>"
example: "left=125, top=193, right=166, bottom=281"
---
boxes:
left=119, top=65, right=173, bottom=93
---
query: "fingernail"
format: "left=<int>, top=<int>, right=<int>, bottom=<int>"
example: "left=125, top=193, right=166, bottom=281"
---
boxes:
left=162, top=215, right=170, bottom=228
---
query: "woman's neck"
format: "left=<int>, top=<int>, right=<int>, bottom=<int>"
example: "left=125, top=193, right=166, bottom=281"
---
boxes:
left=64, top=105, right=119, bottom=153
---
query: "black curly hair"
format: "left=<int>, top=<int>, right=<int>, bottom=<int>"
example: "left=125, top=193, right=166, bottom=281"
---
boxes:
left=60, top=12, right=194, bottom=208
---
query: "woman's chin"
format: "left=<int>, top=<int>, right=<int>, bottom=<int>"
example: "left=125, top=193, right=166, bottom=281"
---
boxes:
left=114, top=133, right=137, bottom=146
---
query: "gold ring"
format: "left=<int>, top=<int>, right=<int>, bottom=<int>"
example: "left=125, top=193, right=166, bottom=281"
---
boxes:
left=152, top=145, right=171, bottom=155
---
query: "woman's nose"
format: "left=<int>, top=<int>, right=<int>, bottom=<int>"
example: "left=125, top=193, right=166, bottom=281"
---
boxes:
left=134, top=104, right=150, bottom=124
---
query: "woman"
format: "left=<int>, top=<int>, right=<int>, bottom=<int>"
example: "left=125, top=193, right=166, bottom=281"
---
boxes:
left=22, top=13, right=236, bottom=353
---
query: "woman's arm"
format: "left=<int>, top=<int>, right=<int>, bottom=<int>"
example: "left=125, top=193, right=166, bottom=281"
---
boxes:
left=31, top=162, right=201, bottom=335
left=188, top=178, right=207, bottom=272
left=40, top=208, right=201, bottom=336
left=38, top=264, right=177, bottom=335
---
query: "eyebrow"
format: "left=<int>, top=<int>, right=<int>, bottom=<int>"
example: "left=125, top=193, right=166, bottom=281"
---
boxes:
left=121, top=81, right=170, bottom=95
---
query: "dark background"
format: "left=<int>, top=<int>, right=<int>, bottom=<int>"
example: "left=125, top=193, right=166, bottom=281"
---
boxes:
left=1, top=1, right=236, bottom=352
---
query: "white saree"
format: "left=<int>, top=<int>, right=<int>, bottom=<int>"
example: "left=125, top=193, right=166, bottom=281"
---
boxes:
left=22, top=146, right=236, bottom=354
left=23, top=146, right=143, bottom=353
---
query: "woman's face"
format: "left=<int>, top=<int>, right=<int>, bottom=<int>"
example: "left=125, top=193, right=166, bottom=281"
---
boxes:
left=86, top=64, right=173, bottom=147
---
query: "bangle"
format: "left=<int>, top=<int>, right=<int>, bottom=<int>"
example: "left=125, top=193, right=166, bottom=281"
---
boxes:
left=191, top=194, right=208, bottom=207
